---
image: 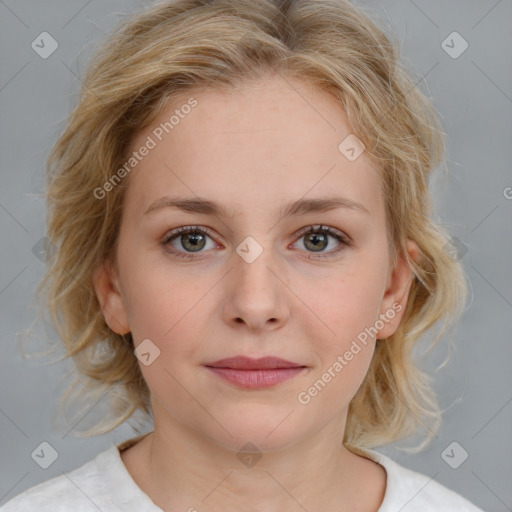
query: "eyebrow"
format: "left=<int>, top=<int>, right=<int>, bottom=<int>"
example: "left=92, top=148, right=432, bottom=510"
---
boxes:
left=144, top=195, right=371, bottom=218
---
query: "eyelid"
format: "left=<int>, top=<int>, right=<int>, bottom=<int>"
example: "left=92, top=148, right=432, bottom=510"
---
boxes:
left=161, top=225, right=216, bottom=244
left=162, top=224, right=350, bottom=243
left=293, top=224, right=351, bottom=243
left=162, top=224, right=351, bottom=259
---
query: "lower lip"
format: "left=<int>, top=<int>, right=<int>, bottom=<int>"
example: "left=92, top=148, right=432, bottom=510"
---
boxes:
left=205, top=367, right=307, bottom=389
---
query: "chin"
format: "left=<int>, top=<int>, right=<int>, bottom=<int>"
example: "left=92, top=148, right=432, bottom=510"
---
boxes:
left=205, top=412, right=309, bottom=455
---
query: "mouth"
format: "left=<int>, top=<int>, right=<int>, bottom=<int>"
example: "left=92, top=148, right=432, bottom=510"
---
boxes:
left=203, top=356, right=308, bottom=389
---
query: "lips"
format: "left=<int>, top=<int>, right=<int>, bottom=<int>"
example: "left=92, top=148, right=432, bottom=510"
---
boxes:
left=204, top=356, right=307, bottom=389
left=204, top=356, right=305, bottom=370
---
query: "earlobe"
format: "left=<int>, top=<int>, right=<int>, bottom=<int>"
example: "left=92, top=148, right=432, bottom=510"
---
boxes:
left=92, top=259, right=131, bottom=335
left=376, top=240, right=420, bottom=340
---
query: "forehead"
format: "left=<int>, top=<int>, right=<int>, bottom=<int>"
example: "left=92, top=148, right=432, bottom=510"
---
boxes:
left=122, top=73, right=383, bottom=222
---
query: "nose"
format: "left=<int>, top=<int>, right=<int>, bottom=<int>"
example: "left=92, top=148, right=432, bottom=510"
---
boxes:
left=222, top=241, right=290, bottom=332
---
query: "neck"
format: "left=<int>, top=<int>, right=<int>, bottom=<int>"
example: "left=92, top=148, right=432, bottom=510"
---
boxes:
left=121, top=409, right=386, bottom=512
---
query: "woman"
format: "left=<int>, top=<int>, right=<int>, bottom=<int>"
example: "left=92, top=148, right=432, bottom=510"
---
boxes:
left=1, top=0, right=484, bottom=510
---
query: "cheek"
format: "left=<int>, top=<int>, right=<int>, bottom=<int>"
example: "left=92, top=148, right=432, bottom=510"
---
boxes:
left=123, top=270, right=213, bottom=384
left=294, top=266, right=386, bottom=347
left=291, top=260, right=386, bottom=402
left=119, top=247, right=206, bottom=341
left=295, top=276, right=380, bottom=408
left=127, top=287, right=203, bottom=406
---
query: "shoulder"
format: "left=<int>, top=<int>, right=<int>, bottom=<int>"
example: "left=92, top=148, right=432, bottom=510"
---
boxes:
left=348, top=445, right=485, bottom=512
left=0, top=445, right=117, bottom=512
left=383, top=458, right=484, bottom=511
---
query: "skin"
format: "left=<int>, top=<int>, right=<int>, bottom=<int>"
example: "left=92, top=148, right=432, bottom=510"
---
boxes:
left=93, top=71, right=419, bottom=512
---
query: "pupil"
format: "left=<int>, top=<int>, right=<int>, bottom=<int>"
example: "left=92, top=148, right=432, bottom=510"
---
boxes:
left=307, top=233, right=327, bottom=251
left=184, top=233, right=204, bottom=251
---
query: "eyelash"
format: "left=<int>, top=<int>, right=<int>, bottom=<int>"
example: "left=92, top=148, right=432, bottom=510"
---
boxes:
left=162, top=225, right=350, bottom=261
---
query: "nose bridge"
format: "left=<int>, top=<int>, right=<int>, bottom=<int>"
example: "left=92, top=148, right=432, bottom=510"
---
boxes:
left=224, top=233, right=289, bottom=327
left=234, top=233, right=280, bottom=290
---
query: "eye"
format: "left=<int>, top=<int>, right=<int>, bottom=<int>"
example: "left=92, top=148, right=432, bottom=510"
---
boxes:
left=291, top=224, right=350, bottom=259
left=162, top=226, right=217, bottom=260
left=162, top=224, right=350, bottom=260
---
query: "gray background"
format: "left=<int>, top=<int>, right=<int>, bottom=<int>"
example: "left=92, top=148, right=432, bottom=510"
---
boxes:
left=1, top=1, right=511, bottom=510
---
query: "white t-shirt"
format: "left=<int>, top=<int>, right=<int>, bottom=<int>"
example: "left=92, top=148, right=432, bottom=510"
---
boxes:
left=0, top=435, right=485, bottom=511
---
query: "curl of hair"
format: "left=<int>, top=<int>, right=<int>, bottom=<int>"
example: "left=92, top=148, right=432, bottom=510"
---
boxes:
left=23, top=0, right=468, bottom=450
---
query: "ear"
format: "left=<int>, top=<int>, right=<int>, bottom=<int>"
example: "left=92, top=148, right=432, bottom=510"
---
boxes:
left=376, top=239, right=420, bottom=340
left=92, top=258, right=130, bottom=335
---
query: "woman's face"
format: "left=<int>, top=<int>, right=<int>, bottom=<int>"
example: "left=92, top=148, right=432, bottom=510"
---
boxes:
left=94, top=72, right=415, bottom=451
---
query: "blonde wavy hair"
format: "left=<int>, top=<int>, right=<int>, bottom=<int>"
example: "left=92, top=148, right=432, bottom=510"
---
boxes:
left=23, top=0, right=468, bottom=451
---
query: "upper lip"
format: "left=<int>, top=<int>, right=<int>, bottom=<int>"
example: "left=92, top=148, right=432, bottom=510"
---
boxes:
left=204, top=356, right=305, bottom=370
